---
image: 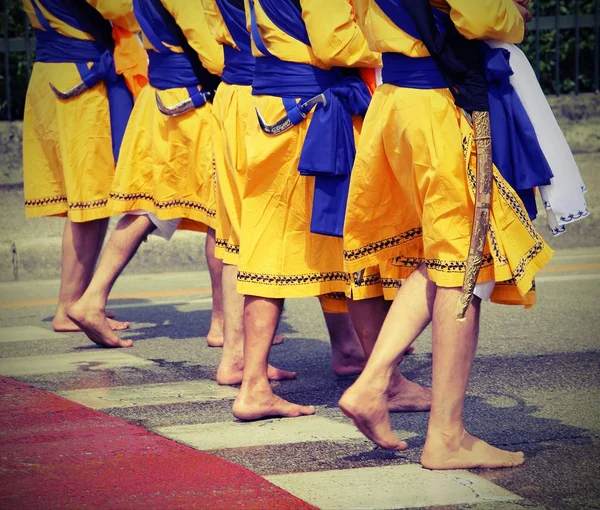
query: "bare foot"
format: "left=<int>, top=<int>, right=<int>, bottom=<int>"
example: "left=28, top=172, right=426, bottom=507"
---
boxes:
left=387, top=374, right=432, bottom=412
left=421, top=430, right=525, bottom=470
left=209, top=333, right=285, bottom=348
left=217, top=363, right=296, bottom=386
left=332, top=351, right=366, bottom=377
left=233, top=391, right=314, bottom=421
left=206, top=330, right=224, bottom=347
left=339, top=383, right=408, bottom=450
left=53, top=315, right=130, bottom=333
left=67, top=304, right=133, bottom=348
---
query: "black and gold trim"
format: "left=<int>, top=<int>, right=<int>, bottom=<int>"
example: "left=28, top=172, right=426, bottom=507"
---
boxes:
left=25, top=195, right=68, bottom=208
left=110, top=192, right=216, bottom=218
left=238, top=270, right=350, bottom=287
left=393, top=253, right=495, bottom=273
left=344, top=227, right=422, bottom=262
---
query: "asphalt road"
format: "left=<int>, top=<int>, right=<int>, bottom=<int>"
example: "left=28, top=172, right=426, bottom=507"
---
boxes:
left=0, top=246, right=599, bottom=509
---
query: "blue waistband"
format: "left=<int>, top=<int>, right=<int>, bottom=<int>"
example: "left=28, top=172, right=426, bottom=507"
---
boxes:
left=252, top=57, right=344, bottom=97
left=148, top=51, right=200, bottom=90
left=222, top=45, right=254, bottom=87
left=381, top=53, right=447, bottom=89
left=34, top=29, right=104, bottom=63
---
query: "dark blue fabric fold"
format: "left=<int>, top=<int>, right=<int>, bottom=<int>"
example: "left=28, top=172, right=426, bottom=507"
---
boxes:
left=256, top=0, right=310, bottom=45
left=382, top=53, right=446, bottom=89
left=215, top=0, right=254, bottom=84
left=148, top=52, right=200, bottom=89
left=222, top=45, right=254, bottom=86
left=215, top=0, right=252, bottom=53
left=32, top=2, right=133, bottom=163
left=485, top=47, right=553, bottom=220
left=133, top=0, right=176, bottom=52
left=36, top=0, right=87, bottom=33
left=134, top=0, right=210, bottom=109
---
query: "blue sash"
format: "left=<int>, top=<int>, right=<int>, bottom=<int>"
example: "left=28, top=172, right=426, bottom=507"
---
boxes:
left=375, top=0, right=552, bottom=220
left=215, top=0, right=254, bottom=85
left=250, top=0, right=372, bottom=237
left=133, top=0, right=207, bottom=108
left=32, top=0, right=133, bottom=164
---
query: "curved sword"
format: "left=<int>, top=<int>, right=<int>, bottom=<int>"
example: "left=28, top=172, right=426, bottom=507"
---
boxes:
left=155, top=92, right=197, bottom=117
left=49, top=80, right=90, bottom=100
left=456, top=110, right=494, bottom=321
left=256, top=93, right=327, bottom=135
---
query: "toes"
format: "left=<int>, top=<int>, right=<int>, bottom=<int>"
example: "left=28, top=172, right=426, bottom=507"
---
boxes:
left=267, top=366, right=296, bottom=381
left=107, top=318, right=130, bottom=331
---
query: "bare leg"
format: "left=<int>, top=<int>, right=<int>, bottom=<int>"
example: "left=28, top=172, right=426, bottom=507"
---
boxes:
left=205, top=229, right=225, bottom=347
left=347, top=293, right=430, bottom=412
left=420, top=288, right=524, bottom=469
left=216, top=264, right=295, bottom=385
left=339, top=265, right=435, bottom=449
left=53, top=218, right=128, bottom=332
left=322, top=311, right=366, bottom=376
left=232, top=296, right=314, bottom=420
left=90, top=220, right=117, bottom=321
left=67, top=215, right=154, bottom=348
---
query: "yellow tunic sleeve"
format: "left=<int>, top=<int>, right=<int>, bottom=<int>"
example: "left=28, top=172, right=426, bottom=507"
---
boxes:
left=300, top=0, right=381, bottom=68
left=446, top=0, right=525, bottom=43
left=163, top=0, right=225, bottom=76
left=201, top=0, right=236, bottom=47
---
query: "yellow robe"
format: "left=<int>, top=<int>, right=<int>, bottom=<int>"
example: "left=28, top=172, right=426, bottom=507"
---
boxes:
left=108, top=0, right=224, bottom=231
left=237, top=0, right=402, bottom=300
left=344, top=0, right=553, bottom=306
left=202, top=0, right=253, bottom=262
left=22, top=0, right=142, bottom=222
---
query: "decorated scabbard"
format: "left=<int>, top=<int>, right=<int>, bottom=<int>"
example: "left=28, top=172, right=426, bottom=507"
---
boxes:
left=456, top=111, right=494, bottom=321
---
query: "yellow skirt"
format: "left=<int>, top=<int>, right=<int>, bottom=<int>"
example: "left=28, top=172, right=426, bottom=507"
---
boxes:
left=108, top=84, right=217, bottom=231
left=212, top=82, right=253, bottom=264
left=23, top=62, right=115, bottom=222
left=344, top=85, right=553, bottom=306
left=237, top=94, right=353, bottom=298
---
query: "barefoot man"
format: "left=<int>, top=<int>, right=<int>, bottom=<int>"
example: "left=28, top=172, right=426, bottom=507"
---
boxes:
left=340, top=0, right=553, bottom=469
left=68, top=0, right=225, bottom=348
left=231, top=0, right=429, bottom=421
left=22, top=0, right=145, bottom=333
left=202, top=0, right=371, bottom=386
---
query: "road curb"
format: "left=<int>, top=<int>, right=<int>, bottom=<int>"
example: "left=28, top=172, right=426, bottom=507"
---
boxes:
left=1, top=231, right=208, bottom=282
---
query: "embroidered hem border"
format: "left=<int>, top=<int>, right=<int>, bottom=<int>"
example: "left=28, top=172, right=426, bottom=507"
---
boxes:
left=110, top=192, right=217, bottom=219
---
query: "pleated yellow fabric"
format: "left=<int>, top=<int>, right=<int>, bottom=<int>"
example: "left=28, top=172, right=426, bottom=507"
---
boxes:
left=22, top=0, right=140, bottom=222
left=107, top=85, right=217, bottom=230
left=23, top=63, right=115, bottom=221
left=212, top=82, right=253, bottom=264
left=237, top=96, right=353, bottom=298
left=344, top=85, right=553, bottom=305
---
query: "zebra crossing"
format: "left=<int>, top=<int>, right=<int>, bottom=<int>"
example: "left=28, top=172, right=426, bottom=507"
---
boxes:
left=0, top=324, right=529, bottom=510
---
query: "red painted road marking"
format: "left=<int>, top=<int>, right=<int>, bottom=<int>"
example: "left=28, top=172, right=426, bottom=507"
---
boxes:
left=0, top=377, right=316, bottom=510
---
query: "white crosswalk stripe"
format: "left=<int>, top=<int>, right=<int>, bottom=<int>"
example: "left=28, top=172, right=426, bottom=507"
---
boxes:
left=266, top=465, right=522, bottom=509
left=58, top=380, right=238, bottom=409
left=156, top=415, right=400, bottom=451
left=0, top=326, right=68, bottom=343
left=0, top=351, right=153, bottom=376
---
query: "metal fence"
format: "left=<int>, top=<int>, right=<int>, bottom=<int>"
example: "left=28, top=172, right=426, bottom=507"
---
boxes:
left=1, top=1, right=599, bottom=120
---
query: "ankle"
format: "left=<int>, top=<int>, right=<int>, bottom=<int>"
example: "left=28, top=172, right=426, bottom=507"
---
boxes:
left=426, top=426, right=466, bottom=449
